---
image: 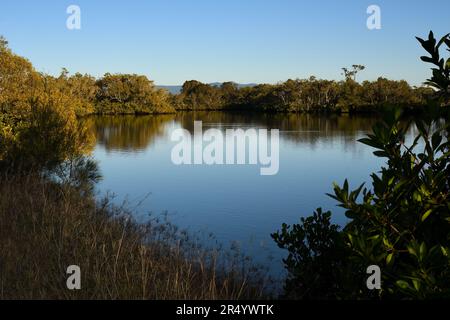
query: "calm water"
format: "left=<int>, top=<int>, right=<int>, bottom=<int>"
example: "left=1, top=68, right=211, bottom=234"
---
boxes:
left=89, top=112, right=392, bottom=275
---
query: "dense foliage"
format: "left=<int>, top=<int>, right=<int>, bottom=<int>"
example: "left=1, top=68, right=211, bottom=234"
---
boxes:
left=0, top=36, right=173, bottom=118
left=0, top=37, right=93, bottom=171
left=95, top=73, right=174, bottom=114
left=272, top=31, right=450, bottom=299
left=174, top=76, right=431, bottom=113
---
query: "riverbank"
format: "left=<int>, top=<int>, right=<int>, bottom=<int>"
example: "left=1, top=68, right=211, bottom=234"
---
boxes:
left=0, top=173, right=271, bottom=299
left=89, top=103, right=432, bottom=116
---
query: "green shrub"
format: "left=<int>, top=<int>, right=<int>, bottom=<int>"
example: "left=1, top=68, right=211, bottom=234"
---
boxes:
left=272, top=31, right=450, bottom=299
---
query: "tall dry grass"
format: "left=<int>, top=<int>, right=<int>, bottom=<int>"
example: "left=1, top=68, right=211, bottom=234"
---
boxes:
left=0, top=173, right=270, bottom=299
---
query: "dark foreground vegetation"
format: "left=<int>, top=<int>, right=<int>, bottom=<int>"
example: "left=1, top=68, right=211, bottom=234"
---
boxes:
left=273, top=31, right=450, bottom=299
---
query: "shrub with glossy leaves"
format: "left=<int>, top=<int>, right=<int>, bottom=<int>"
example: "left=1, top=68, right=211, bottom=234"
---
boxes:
left=273, top=31, right=450, bottom=299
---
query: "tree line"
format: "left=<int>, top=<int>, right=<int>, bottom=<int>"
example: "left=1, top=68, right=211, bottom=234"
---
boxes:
left=0, top=34, right=437, bottom=123
left=173, top=76, right=433, bottom=113
left=0, top=36, right=174, bottom=119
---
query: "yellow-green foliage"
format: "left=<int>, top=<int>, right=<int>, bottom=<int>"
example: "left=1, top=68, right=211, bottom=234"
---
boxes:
left=95, top=73, right=175, bottom=114
left=0, top=37, right=41, bottom=118
left=55, top=68, right=98, bottom=116
left=0, top=37, right=94, bottom=170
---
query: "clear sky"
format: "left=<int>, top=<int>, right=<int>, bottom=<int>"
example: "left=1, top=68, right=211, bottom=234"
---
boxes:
left=0, top=0, right=448, bottom=85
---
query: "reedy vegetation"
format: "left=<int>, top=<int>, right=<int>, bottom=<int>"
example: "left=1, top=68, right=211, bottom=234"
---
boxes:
left=0, top=173, right=269, bottom=299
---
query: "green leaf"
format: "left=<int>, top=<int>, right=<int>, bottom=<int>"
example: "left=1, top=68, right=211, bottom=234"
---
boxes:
left=396, top=280, right=411, bottom=290
left=386, top=252, right=394, bottom=266
left=441, top=246, right=449, bottom=257
left=412, top=279, right=421, bottom=291
left=421, top=209, right=433, bottom=222
left=419, top=242, right=427, bottom=258
left=413, top=191, right=422, bottom=202
left=407, top=244, right=418, bottom=257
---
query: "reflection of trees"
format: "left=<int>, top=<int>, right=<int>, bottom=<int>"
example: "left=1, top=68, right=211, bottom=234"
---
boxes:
left=176, top=111, right=381, bottom=147
left=87, top=115, right=175, bottom=152
left=86, top=112, right=395, bottom=153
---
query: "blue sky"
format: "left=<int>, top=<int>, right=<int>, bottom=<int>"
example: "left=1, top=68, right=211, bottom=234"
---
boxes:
left=0, top=0, right=448, bottom=85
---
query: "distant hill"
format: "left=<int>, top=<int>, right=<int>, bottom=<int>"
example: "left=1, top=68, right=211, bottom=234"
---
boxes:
left=157, top=82, right=257, bottom=94
left=156, top=85, right=183, bottom=94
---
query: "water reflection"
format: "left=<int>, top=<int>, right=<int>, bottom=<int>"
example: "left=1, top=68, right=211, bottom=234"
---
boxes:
left=89, top=112, right=386, bottom=276
left=88, top=112, right=380, bottom=153
left=87, top=114, right=175, bottom=152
